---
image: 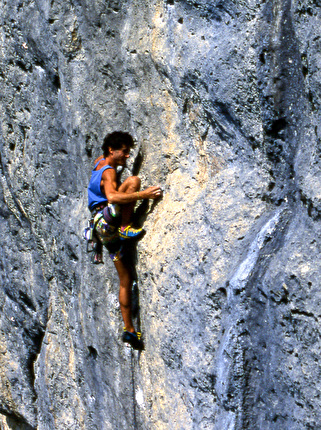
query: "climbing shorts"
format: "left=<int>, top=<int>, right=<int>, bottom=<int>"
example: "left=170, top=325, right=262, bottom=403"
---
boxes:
left=94, top=208, right=123, bottom=262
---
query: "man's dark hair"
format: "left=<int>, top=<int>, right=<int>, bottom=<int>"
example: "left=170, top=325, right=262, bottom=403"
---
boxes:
left=102, top=131, right=134, bottom=156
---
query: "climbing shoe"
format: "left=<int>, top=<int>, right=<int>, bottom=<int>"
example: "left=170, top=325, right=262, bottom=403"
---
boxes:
left=118, top=225, right=143, bottom=240
left=122, top=329, right=144, bottom=350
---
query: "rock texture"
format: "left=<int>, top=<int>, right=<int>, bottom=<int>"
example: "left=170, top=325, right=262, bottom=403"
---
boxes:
left=0, top=0, right=321, bottom=429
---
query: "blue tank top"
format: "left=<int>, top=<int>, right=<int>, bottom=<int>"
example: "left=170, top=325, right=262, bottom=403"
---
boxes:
left=88, top=160, right=114, bottom=210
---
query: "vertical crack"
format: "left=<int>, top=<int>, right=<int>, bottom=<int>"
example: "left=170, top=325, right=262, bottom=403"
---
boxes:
left=131, top=352, right=139, bottom=430
left=258, top=0, right=305, bottom=203
left=214, top=206, right=291, bottom=430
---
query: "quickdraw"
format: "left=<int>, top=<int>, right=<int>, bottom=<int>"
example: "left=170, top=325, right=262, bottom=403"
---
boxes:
left=83, top=213, right=104, bottom=264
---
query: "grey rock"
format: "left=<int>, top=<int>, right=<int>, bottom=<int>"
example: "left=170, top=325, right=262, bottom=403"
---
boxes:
left=0, top=0, right=320, bottom=429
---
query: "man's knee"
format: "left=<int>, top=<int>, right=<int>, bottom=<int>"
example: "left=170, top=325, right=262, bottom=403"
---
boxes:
left=127, top=176, right=141, bottom=190
left=119, top=175, right=141, bottom=193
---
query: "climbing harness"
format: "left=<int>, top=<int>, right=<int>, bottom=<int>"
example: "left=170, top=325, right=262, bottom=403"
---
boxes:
left=84, top=203, right=122, bottom=264
left=84, top=215, right=104, bottom=264
left=83, top=203, right=107, bottom=264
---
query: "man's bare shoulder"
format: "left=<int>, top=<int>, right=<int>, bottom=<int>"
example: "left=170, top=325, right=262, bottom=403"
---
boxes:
left=94, top=155, right=104, bottom=165
left=101, top=166, right=116, bottom=180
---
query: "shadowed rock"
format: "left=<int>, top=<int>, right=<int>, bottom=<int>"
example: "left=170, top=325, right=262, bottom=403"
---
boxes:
left=0, top=0, right=320, bottom=429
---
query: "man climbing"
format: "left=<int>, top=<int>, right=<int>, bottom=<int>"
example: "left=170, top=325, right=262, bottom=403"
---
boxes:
left=87, top=131, right=162, bottom=350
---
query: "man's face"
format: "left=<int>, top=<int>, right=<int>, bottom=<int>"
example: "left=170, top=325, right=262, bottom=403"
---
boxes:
left=109, top=144, right=130, bottom=166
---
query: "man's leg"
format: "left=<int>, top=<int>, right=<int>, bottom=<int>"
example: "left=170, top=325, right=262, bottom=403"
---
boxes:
left=118, top=176, right=140, bottom=228
left=114, top=258, right=135, bottom=333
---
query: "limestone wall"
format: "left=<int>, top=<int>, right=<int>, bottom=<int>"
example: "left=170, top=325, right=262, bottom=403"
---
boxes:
left=0, top=1, right=321, bottom=429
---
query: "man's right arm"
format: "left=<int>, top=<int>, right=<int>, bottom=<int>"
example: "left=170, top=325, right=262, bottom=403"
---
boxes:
left=102, top=169, right=162, bottom=204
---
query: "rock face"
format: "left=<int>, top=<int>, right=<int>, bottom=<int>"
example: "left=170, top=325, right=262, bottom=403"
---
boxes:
left=0, top=0, right=320, bottom=429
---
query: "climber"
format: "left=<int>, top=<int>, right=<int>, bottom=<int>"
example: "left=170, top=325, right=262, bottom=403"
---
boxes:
left=87, top=131, right=162, bottom=350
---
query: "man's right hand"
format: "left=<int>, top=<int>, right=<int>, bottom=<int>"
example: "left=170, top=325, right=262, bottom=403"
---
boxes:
left=140, top=186, right=162, bottom=200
